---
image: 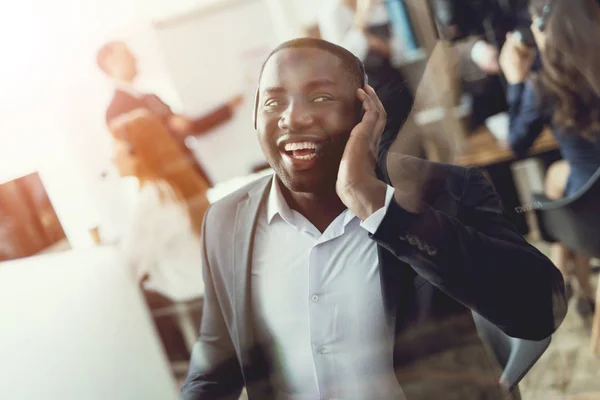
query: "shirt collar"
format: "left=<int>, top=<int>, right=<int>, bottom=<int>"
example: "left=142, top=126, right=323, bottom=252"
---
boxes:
left=266, top=175, right=357, bottom=229
left=266, top=175, right=295, bottom=225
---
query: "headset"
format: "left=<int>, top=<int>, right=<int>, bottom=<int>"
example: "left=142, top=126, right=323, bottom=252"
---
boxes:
left=538, top=0, right=600, bottom=31
left=537, top=0, right=600, bottom=32
left=536, top=0, right=555, bottom=31
left=253, top=58, right=369, bottom=130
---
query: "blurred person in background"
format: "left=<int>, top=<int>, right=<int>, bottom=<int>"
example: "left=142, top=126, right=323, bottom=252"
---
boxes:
left=499, top=0, right=600, bottom=315
left=317, top=0, right=419, bottom=159
left=109, top=108, right=207, bottom=362
left=97, top=40, right=245, bottom=186
left=432, top=0, right=532, bottom=129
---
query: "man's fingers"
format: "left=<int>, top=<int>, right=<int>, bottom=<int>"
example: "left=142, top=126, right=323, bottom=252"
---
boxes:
left=364, top=85, right=386, bottom=150
left=364, top=86, right=387, bottom=137
left=356, top=86, right=386, bottom=157
left=357, top=88, right=378, bottom=125
left=360, top=86, right=386, bottom=123
left=365, top=85, right=386, bottom=118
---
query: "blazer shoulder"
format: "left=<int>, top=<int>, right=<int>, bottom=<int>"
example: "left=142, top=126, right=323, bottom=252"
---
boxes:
left=206, top=174, right=272, bottom=218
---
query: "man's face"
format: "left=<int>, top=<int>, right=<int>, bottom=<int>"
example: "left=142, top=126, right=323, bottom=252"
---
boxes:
left=107, top=43, right=138, bottom=82
left=256, top=48, right=362, bottom=194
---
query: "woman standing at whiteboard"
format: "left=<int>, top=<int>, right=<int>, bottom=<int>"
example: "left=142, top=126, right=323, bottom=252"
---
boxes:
left=318, top=0, right=418, bottom=161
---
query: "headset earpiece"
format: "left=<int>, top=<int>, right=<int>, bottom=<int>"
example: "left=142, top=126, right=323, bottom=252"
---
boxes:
left=537, top=0, right=554, bottom=32
left=357, top=59, right=368, bottom=120
left=360, top=62, right=368, bottom=87
left=253, top=88, right=259, bottom=130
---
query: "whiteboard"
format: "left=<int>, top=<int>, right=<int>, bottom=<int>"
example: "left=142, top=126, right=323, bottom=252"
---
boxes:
left=153, top=0, right=278, bottom=183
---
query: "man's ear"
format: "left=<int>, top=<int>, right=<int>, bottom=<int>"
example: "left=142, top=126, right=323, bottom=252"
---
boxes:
left=253, top=88, right=259, bottom=130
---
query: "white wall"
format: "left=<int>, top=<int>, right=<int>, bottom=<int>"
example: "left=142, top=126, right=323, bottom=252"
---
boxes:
left=262, top=0, right=323, bottom=42
left=154, top=0, right=277, bottom=183
left=0, top=0, right=179, bottom=247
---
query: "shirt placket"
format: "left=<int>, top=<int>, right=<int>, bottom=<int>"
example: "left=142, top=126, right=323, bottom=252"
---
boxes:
left=308, top=240, right=339, bottom=400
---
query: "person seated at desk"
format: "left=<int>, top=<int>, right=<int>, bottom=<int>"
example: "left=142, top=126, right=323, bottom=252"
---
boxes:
left=109, top=109, right=207, bottom=362
left=317, top=0, right=418, bottom=158
left=432, top=0, right=532, bottom=129
left=499, top=0, right=600, bottom=315
left=181, top=37, right=566, bottom=400
left=97, top=40, right=244, bottom=186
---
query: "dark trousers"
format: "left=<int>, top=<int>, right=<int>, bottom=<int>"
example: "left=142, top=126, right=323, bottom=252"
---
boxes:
left=143, top=290, right=199, bottom=362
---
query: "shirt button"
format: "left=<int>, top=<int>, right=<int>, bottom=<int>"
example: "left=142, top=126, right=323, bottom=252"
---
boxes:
left=317, top=346, right=327, bottom=354
left=311, top=294, right=319, bottom=302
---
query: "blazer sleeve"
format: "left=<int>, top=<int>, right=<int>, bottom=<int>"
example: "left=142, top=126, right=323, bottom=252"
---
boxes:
left=190, top=103, right=234, bottom=135
left=506, top=80, right=549, bottom=155
left=181, top=206, right=244, bottom=400
left=369, top=167, right=567, bottom=341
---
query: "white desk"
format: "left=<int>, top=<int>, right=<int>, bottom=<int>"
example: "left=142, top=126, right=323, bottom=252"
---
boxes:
left=0, top=247, right=179, bottom=400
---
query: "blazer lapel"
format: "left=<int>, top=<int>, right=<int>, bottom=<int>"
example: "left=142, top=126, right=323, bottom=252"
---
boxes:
left=379, top=248, right=417, bottom=347
left=231, top=176, right=271, bottom=367
left=379, top=247, right=401, bottom=346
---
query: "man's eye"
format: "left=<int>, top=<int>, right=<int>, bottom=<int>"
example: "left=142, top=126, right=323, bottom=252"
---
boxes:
left=265, top=99, right=285, bottom=107
left=312, top=96, right=331, bottom=103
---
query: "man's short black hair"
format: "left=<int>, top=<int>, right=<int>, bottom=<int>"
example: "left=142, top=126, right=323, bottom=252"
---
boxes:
left=258, top=38, right=367, bottom=88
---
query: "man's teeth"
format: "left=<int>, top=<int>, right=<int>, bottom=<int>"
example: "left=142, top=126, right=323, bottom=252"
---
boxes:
left=293, top=153, right=317, bottom=160
left=284, top=142, right=317, bottom=151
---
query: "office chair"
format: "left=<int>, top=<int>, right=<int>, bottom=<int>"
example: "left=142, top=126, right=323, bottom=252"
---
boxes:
left=472, top=311, right=552, bottom=392
left=532, top=168, right=600, bottom=258
left=531, top=167, right=600, bottom=354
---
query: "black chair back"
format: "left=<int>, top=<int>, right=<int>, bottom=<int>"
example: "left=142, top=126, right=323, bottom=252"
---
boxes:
left=533, top=167, right=600, bottom=258
left=472, top=311, right=551, bottom=392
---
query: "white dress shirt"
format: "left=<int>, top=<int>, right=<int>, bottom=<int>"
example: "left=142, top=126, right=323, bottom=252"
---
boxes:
left=119, top=181, right=204, bottom=301
left=251, top=176, right=405, bottom=400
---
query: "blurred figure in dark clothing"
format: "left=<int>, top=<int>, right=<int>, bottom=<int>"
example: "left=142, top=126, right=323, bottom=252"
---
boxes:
left=432, top=0, right=532, bottom=129
left=97, top=41, right=244, bottom=186
left=318, top=0, right=418, bottom=160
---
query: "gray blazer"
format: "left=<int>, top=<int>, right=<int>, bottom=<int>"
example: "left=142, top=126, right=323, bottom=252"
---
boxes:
left=181, top=156, right=566, bottom=400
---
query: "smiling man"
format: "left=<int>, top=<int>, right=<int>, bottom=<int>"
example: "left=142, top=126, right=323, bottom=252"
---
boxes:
left=181, top=38, right=566, bottom=400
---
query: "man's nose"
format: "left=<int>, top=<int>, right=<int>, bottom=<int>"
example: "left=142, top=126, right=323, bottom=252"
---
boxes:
left=279, top=101, right=314, bottom=131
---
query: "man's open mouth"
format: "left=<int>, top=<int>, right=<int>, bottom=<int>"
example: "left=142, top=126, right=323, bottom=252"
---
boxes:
left=283, top=141, right=319, bottom=160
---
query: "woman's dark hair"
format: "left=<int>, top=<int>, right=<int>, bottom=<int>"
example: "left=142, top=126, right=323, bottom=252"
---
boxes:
left=530, top=0, right=600, bottom=139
